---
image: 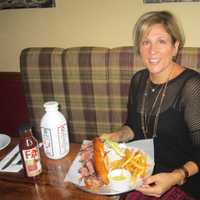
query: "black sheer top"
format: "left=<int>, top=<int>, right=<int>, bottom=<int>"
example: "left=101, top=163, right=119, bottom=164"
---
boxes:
left=125, top=68, right=200, bottom=198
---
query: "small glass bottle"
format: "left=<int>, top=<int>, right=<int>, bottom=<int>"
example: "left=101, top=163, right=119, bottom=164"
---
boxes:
left=19, top=123, right=42, bottom=177
left=40, top=101, right=70, bottom=159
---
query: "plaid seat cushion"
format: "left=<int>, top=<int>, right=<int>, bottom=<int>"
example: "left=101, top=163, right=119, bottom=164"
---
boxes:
left=20, top=47, right=65, bottom=140
left=20, top=46, right=200, bottom=143
left=177, top=47, right=200, bottom=72
left=62, top=47, right=110, bottom=142
left=108, top=46, right=144, bottom=130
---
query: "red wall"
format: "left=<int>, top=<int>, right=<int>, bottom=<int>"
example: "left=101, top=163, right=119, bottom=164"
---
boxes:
left=0, top=72, right=29, bottom=137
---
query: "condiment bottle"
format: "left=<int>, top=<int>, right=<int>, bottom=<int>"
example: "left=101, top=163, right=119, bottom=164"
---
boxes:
left=19, top=123, right=42, bottom=177
left=40, top=101, right=70, bottom=159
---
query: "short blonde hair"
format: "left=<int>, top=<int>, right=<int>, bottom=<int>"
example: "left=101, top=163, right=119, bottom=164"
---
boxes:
left=133, top=11, right=185, bottom=55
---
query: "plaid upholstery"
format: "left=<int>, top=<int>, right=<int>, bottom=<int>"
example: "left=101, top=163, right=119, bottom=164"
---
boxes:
left=20, top=46, right=200, bottom=143
left=62, top=47, right=110, bottom=142
left=108, top=46, right=144, bottom=131
left=176, top=47, right=200, bottom=72
left=20, top=47, right=65, bottom=140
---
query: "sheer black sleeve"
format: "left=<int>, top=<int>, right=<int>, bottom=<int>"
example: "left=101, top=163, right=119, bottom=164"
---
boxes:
left=182, top=74, right=200, bottom=168
left=125, top=70, right=146, bottom=131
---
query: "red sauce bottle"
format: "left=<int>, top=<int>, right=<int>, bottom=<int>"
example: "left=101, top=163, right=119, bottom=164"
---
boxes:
left=19, top=123, right=42, bottom=177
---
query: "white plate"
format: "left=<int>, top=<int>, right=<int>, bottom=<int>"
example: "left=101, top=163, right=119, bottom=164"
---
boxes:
left=65, top=139, right=154, bottom=195
left=0, top=134, right=11, bottom=150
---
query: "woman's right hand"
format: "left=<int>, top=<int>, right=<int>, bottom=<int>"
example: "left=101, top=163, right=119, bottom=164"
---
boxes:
left=100, top=132, right=120, bottom=142
left=100, top=126, right=134, bottom=143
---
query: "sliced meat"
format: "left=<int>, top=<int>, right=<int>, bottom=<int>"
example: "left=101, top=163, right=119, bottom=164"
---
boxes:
left=79, top=141, right=103, bottom=189
left=86, top=160, right=95, bottom=175
left=80, top=150, right=93, bottom=162
left=79, top=167, right=90, bottom=178
left=84, top=175, right=103, bottom=189
left=80, top=142, right=93, bottom=151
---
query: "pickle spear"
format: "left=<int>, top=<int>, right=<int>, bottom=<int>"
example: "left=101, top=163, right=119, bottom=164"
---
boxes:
left=105, top=139, right=125, bottom=157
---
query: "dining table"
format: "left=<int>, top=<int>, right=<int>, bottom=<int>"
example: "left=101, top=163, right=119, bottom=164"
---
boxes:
left=0, top=137, right=121, bottom=200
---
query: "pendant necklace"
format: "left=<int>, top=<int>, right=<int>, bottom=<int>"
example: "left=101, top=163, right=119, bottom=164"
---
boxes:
left=150, top=84, right=159, bottom=93
left=141, top=68, right=174, bottom=139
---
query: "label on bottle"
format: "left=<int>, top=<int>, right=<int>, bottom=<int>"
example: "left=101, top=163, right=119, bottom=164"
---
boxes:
left=41, top=127, right=54, bottom=157
left=41, top=123, right=69, bottom=159
left=57, top=123, right=69, bottom=155
left=22, top=147, right=42, bottom=177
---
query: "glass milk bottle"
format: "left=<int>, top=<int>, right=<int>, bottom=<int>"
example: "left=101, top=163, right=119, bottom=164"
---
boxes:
left=40, top=101, right=70, bottom=159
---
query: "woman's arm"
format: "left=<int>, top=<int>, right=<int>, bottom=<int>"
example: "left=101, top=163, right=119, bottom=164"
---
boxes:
left=100, top=125, right=134, bottom=142
left=172, top=161, right=199, bottom=185
left=136, top=161, right=199, bottom=197
left=101, top=72, right=142, bottom=143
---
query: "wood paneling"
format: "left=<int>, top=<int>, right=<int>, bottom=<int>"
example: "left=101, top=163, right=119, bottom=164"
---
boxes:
left=0, top=72, right=29, bottom=136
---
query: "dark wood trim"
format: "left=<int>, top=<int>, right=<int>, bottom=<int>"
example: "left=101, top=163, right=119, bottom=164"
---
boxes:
left=0, top=72, right=21, bottom=80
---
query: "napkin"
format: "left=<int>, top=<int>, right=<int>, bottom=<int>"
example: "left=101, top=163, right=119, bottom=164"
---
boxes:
left=0, top=145, right=23, bottom=172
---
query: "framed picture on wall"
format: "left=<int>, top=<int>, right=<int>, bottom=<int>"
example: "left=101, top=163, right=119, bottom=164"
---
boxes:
left=0, top=0, right=56, bottom=10
left=144, top=0, right=200, bottom=3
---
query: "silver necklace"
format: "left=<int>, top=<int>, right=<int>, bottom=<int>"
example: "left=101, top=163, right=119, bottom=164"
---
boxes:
left=150, top=83, right=160, bottom=93
left=141, top=69, right=174, bottom=138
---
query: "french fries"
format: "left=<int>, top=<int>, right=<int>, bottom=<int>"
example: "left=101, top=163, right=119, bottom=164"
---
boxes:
left=110, top=148, right=148, bottom=184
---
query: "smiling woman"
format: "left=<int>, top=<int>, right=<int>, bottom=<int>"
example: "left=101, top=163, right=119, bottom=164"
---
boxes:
left=101, top=10, right=200, bottom=199
left=0, top=0, right=55, bottom=10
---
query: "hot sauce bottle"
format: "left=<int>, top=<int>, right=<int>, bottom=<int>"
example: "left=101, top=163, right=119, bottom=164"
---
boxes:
left=19, top=123, right=42, bottom=177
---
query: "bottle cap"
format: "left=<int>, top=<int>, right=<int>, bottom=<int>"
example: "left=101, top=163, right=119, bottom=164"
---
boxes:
left=44, top=101, right=59, bottom=111
left=19, top=122, right=32, bottom=135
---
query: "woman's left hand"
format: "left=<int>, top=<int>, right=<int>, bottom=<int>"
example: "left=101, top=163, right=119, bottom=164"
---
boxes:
left=136, top=172, right=178, bottom=197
